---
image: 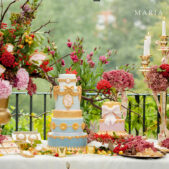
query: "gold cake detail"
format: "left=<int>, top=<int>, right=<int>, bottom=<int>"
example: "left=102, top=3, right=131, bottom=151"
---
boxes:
left=50, top=122, right=85, bottom=131
left=52, top=110, right=82, bottom=118
left=47, top=134, right=87, bottom=140
left=57, top=78, right=77, bottom=84
left=53, top=86, right=82, bottom=109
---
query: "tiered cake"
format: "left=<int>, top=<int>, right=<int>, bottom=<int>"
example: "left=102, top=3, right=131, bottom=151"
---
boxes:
left=99, top=101, right=126, bottom=135
left=48, top=74, right=87, bottom=149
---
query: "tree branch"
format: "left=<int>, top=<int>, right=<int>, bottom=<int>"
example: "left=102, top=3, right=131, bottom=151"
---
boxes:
left=32, top=20, right=56, bottom=33
left=31, top=0, right=42, bottom=13
left=82, top=95, right=101, bottom=110
left=0, top=0, right=16, bottom=23
left=0, top=0, right=3, bottom=19
left=21, top=0, right=29, bottom=9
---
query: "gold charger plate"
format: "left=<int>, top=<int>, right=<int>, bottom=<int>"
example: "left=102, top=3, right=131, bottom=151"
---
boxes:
left=119, top=153, right=165, bottom=159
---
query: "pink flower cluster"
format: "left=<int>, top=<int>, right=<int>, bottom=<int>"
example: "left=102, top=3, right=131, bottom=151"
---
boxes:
left=87, top=52, right=95, bottom=68
left=146, top=65, right=169, bottom=92
left=0, top=79, right=12, bottom=99
left=99, top=55, right=108, bottom=64
left=103, top=70, right=134, bottom=91
left=16, top=68, right=29, bottom=90
left=70, top=51, right=79, bottom=63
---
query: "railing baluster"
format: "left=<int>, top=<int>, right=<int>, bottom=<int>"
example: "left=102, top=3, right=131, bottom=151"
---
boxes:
left=135, top=95, right=140, bottom=136
left=30, top=95, right=33, bottom=131
left=143, top=95, right=146, bottom=135
left=15, top=94, right=19, bottom=131
left=128, top=101, right=131, bottom=134
left=44, top=94, right=47, bottom=140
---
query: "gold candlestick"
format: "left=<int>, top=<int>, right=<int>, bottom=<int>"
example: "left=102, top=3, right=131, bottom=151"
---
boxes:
left=140, top=55, right=151, bottom=77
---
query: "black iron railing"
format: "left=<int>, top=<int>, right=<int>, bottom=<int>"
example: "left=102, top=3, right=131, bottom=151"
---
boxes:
left=10, top=92, right=164, bottom=139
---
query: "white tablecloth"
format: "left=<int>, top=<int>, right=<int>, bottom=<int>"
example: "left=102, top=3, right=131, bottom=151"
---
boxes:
left=0, top=139, right=169, bottom=169
left=0, top=154, right=169, bottom=169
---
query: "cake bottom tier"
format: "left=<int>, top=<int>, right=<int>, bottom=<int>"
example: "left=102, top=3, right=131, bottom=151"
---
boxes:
left=48, top=132, right=87, bottom=148
left=99, top=119, right=125, bottom=132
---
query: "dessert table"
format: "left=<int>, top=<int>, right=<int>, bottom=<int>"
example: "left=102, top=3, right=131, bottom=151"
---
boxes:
left=0, top=153, right=169, bottom=169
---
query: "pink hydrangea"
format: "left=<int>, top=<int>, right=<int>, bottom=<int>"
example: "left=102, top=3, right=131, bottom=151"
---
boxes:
left=16, top=68, right=29, bottom=90
left=146, top=65, right=169, bottom=92
left=0, top=79, right=12, bottom=99
left=99, top=56, right=108, bottom=64
left=103, top=70, right=134, bottom=91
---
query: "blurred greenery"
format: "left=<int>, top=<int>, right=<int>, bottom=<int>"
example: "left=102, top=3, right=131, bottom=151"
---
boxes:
left=2, top=0, right=169, bottom=137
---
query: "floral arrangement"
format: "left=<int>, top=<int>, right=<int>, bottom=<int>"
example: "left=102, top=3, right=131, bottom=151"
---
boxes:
left=113, top=136, right=157, bottom=155
left=146, top=64, right=169, bottom=93
left=96, top=69, right=134, bottom=100
left=0, top=0, right=55, bottom=98
left=102, top=70, right=134, bottom=92
left=96, top=69, right=134, bottom=118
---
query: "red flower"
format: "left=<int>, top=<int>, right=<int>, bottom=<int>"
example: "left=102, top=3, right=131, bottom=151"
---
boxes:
left=0, top=23, right=7, bottom=29
left=40, top=60, right=53, bottom=72
left=97, top=79, right=112, bottom=94
left=65, top=67, right=77, bottom=75
left=0, top=51, right=15, bottom=67
left=160, top=64, right=169, bottom=79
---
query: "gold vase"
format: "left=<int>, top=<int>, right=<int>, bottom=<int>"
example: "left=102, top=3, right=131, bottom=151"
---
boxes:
left=0, top=98, right=11, bottom=125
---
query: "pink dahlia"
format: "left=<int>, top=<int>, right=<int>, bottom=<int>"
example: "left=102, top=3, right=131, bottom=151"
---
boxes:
left=16, top=68, right=29, bottom=90
left=146, top=65, right=169, bottom=92
left=0, top=79, right=12, bottom=99
left=103, top=70, right=134, bottom=91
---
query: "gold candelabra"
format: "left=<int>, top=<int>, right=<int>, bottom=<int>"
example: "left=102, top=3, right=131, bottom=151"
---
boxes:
left=140, top=34, right=169, bottom=140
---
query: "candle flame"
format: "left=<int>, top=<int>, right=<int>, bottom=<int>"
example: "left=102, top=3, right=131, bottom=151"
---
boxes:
left=163, top=16, right=166, bottom=20
left=147, top=32, right=150, bottom=36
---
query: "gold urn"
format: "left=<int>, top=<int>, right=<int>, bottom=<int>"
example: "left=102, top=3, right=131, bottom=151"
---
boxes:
left=0, top=98, right=11, bottom=125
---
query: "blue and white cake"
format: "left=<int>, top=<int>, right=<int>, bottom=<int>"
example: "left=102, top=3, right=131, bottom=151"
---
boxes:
left=48, top=74, right=87, bottom=149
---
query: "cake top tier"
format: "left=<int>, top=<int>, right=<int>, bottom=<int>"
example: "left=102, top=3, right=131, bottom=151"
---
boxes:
left=103, top=101, right=121, bottom=108
left=59, top=74, right=76, bottom=79
left=57, top=74, right=77, bottom=85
